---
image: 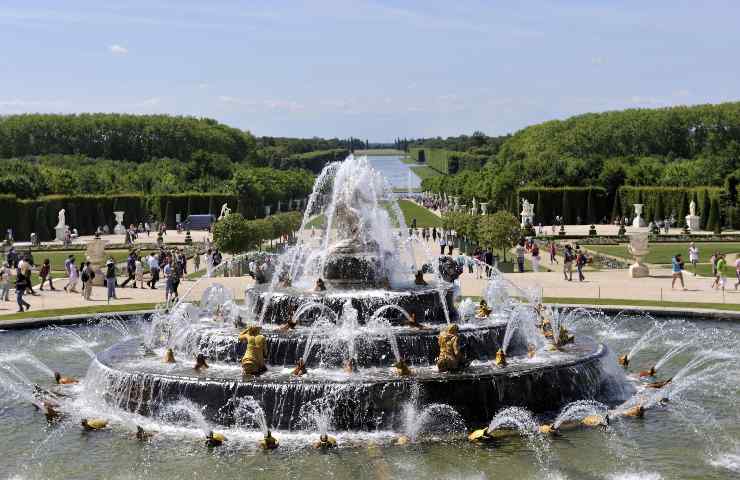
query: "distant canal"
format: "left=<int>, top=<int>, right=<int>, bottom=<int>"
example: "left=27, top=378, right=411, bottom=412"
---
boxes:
left=366, top=155, right=421, bottom=190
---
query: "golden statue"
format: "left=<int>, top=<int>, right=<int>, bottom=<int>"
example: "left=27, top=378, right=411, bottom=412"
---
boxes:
left=239, top=325, right=267, bottom=376
left=292, top=358, right=308, bottom=376
left=527, top=344, right=536, bottom=359
left=436, top=324, right=463, bottom=372
left=493, top=348, right=507, bottom=367
left=313, top=434, right=337, bottom=449
left=163, top=348, right=176, bottom=363
left=260, top=430, right=279, bottom=450
left=617, top=354, right=630, bottom=368
left=394, top=359, right=412, bottom=376
left=475, top=300, right=491, bottom=319
left=405, top=313, right=426, bottom=329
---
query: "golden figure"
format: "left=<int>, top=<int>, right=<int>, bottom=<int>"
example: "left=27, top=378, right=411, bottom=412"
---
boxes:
left=194, top=353, right=209, bottom=372
left=54, top=372, right=78, bottom=385
left=494, top=348, right=507, bottom=367
left=163, top=348, right=176, bottom=363
left=292, top=358, right=308, bottom=376
left=394, top=359, right=412, bottom=376
left=239, top=325, right=267, bottom=376
left=617, top=354, right=629, bottom=368
left=260, top=430, right=279, bottom=450
left=414, top=270, right=427, bottom=286
left=206, top=431, right=226, bottom=447
left=475, top=300, right=492, bottom=319
left=313, top=433, right=337, bottom=449
left=81, top=418, right=108, bottom=431
left=436, top=324, right=463, bottom=372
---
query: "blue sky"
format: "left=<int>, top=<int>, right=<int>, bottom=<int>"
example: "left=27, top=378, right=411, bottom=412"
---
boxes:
left=1, top=1, right=738, bottom=140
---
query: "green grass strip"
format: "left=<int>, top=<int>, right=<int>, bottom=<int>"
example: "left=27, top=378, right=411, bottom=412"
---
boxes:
left=0, top=302, right=159, bottom=321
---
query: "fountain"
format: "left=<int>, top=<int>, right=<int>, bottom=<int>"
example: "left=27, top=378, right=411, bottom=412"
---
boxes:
left=58, top=155, right=608, bottom=432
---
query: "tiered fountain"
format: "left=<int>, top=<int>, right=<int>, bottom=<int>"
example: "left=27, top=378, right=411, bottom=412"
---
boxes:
left=88, top=156, right=607, bottom=431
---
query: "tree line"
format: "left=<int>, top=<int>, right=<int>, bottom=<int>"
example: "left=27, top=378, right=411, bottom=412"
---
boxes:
left=421, top=102, right=740, bottom=213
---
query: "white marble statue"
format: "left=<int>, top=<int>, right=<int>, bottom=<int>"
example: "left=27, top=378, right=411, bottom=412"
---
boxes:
left=219, top=203, right=231, bottom=220
left=520, top=199, right=535, bottom=227
left=689, top=200, right=696, bottom=217
left=56, top=209, right=66, bottom=228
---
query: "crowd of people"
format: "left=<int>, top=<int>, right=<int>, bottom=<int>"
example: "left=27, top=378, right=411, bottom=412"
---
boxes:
left=1, top=243, right=227, bottom=312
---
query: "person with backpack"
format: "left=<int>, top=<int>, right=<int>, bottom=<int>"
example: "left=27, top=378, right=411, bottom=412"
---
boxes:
left=81, top=261, right=95, bottom=300
left=15, top=266, right=31, bottom=312
left=121, top=252, right=137, bottom=288
left=576, top=249, right=588, bottom=282
left=563, top=245, right=574, bottom=282
left=105, top=259, right=117, bottom=303
left=39, top=258, right=56, bottom=291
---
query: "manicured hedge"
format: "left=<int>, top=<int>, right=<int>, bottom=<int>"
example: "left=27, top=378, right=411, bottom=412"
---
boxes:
left=1, top=192, right=307, bottom=242
left=518, top=187, right=608, bottom=224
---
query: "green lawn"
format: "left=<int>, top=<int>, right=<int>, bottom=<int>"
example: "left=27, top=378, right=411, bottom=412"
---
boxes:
left=0, top=302, right=159, bottom=321
left=401, top=156, right=417, bottom=164
left=354, top=149, right=406, bottom=156
left=587, top=242, right=740, bottom=265
left=25, top=249, right=132, bottom=271
left=397, top=200, right=442, bottom=228
left=458, top=295, right=740, bottom=313
left=542, top=296, right=740, bottom=312
left=409, top=165, right=443, bottom=180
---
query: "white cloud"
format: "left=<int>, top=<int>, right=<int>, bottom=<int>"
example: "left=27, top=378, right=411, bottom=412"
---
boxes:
left=218, top=96, right=304, bottom=113
left=109, top=44, right=128, bottom=55
left=591, top=56, right=605, bottom=65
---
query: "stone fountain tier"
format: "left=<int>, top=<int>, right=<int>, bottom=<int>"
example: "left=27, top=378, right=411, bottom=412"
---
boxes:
left=91, top=336, right=607, bottom=430
left=245, top=284, right=456, bottom=325
left=185, top=321, right=510, bottom=367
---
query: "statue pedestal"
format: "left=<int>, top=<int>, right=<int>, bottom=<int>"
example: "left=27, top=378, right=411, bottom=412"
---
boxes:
left=85, top=238, right=107, bottom=286
left=55, top=226, right=66, bottom=242
left=629, top=261, right=650, bottom=278
left=685, top=215, right=700, bottom=232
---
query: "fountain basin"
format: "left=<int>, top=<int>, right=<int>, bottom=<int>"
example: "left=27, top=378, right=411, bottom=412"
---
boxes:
left=90, top=336, right=607, bottom=430
left=186, top=321, right=509, bottom=367
left=246, top=284, right=456, bottom=325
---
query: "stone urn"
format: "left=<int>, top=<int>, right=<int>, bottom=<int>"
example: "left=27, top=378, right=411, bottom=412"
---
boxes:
left=628, top=232, right=650, bottom=278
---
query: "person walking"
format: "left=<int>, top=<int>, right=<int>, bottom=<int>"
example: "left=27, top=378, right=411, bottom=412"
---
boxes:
left=164, top=259, right=174, bottom=302
left=576, top=249, right=587, bottom=282
left=712, top=254, right=726, bottom=290
left=172, top=257, right=183, bottom=301
left=549, top=241, right=558, bottom=264
left=734, top=256, right=740, bottom=290
left=135, top=258, right=144, bottom=289
left=439, top=235, right=447, bottom=256
left=15, top=266, right=31, bottom=312
left=38, top=259, right=56, bottom=291
left=515, top=240, right=525, bottom=273
left=432, top=228, right=438, bottom=243
left=563, top=245, right=574, bottom=281
left=0, top=262, right=11, bottom=302
left=147, top=252, right=160, bottom=289
left=121, top=252, right=137, bottom=288
left=710, top=252, right=718, bottom=278
left=81, top=261, right=94, bottom=300
left=66, top=258, right=79, bottom=293
left=105, top=259, right=117, bottom=302
left=670, top=254, right=686, bottom=290
left=193, top=248, right=201, bottom=272
left=688, top=243, right=699, bottom=276
left=205, top=248, right=214, bottom=278
left=531, top=242, right=541, bottom=272
left=63, top=255, right=76, bottom=292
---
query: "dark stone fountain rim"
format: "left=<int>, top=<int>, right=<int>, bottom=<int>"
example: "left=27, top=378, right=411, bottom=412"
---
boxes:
left=246, top=283, right=454, bottom=298
left=94, top=336, right=607, bottom=387
left=189, top=319, right=509, bottom=340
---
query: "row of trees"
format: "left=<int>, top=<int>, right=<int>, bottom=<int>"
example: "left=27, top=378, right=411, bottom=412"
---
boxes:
left=212, top=211, right=303, bottom=254
left=0, top=114, right=255, bottom=162
left=0, top=154, right=315, bottom=199
left=442, top=210, right=520, bottom=260
left=420, top=102, right=740, bottom=211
